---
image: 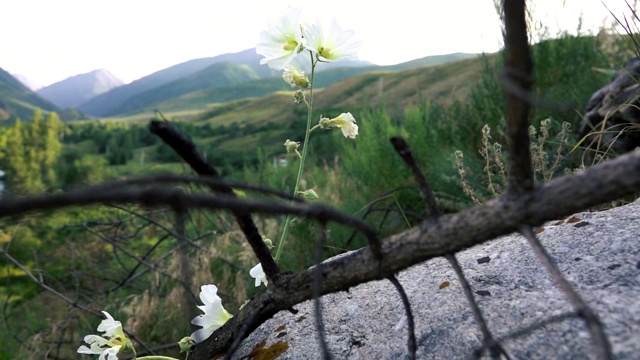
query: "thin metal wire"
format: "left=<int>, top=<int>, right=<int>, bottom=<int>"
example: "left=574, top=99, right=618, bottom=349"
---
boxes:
left=388, top=275, right=416, bottom=360
left=314, top=222, right=332, bottom=360
left=519, top=225, right=613, bottom=360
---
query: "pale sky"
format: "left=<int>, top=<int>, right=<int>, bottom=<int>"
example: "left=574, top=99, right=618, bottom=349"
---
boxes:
left=0, top=0, right=630, bottom=87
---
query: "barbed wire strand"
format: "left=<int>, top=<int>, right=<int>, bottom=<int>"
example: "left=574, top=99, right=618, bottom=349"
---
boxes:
left=391, top=136, right=509, bottom=359
left=519, top=225, right=613, bottom=359
left=388, top=275, right=417, bottom=360
left=314, top=221, right=332, bottom=360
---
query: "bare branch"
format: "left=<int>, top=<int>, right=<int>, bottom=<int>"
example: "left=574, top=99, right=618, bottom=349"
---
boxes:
left=0, top=248, right=100, bottom=317
left=149, top=120, right=280, bottom=281
left=0, top=186, right=379, bottom=249
left=503, top=0, right=535, bottom=194
left=390, top=137, right=440, bottom=217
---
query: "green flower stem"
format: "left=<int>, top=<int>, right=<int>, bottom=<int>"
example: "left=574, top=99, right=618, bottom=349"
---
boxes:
left=309, top=124, right=322, bottom=133
left=137, top=357, right=180, bottom=360
left=275, top=52, right=317, bottom=263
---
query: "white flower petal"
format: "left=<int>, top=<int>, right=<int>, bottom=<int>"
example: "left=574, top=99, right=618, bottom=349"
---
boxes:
left=96, top=311, right=122, bottom=337
left=99, top=347, right=120, bottom=360
left=341, top=121, right=359, bottom=138
left=256, top=7, right=304, bottom=70
left=190, top=327, right=215, bottom=344
left=190, top=284, right=233, bottom=343
left=304, top=19, right=361, bottom=62
left=250, top=263, right=268, bottom=287
left=77, top=345, right=100, bottom=355
left=198, top=284, right=221, bottom=306
left=78, top=312, right=126, bottom=359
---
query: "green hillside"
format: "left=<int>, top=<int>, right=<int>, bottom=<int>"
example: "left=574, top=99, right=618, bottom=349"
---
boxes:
left=113, top=62, right=262, bottom=115
left=104, top=55, right=487, bottom=165
left=143, top=53, right=479, bottom=114
left=148, top=65, right=375, bottom=113
left=379, top=52, right=477, bottom=71
left=190, top=55, right=484, bottom=127
left=77, top=49, right=270, bottom=117
left=0, top=67, right=59, bottom=122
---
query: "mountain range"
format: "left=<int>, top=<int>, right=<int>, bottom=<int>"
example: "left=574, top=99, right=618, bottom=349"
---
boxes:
left=0, top=49, right=477, bottom=121
left=37, top=69, right=124, bottom=109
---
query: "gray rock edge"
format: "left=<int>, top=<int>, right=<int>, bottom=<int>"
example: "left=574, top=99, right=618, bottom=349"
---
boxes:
left=232, top=199, right=640, bottom=359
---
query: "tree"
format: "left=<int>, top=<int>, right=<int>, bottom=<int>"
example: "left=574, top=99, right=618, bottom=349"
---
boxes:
left=1, top=110, right=63, bottom=194
left=3, top=120, right=32, bottom=193
left=39, top=112, right=62, bottom=186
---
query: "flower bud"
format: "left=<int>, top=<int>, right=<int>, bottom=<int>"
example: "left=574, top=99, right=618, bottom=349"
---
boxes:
left=284, top=139, right=300, bottom=152
left=283, top=65, right=309, bottom=88
left=292, top=89, right=305, bottom=103
left=262, top=235, right=274, bottom=249
left=178, top=336, right=196, bottom=353
left=298, top=189, right=319, bottom=200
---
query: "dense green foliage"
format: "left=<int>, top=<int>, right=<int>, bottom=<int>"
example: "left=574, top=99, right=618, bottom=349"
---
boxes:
left=0, top=110, right=62, bottom=193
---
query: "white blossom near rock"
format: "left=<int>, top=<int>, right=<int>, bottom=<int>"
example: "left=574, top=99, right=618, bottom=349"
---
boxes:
left=77, top=311, right=131, bottom=360
left=190, top=285, right=233, bottom=343
left=250, top=263, right=268, bottom=287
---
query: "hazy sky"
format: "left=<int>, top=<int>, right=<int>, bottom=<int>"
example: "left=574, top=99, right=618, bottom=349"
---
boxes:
left=0, top=0, right=630, bottom=87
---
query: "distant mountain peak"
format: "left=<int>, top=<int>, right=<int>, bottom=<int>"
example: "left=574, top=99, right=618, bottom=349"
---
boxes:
left=11, top=73, right=43, bottom=91
left=0, top=67, right=58, bottom=120
left=37, top=69, right=124, bottom=109
left=77, top=48, right=272, bottom=117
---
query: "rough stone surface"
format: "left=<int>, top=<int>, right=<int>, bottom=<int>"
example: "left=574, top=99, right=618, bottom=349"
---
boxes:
left=579, top=57, right=640, bottom=153
left=232, top=199, right=640, bottom=359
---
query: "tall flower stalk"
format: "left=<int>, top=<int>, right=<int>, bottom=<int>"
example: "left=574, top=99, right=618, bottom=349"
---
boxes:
left=256, top=8, right=361, bottom=269
left=275, top=52, right=317, bottom=263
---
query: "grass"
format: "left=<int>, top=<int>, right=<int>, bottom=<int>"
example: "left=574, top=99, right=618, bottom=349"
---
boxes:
left=110, top=161, right=188, bottom=177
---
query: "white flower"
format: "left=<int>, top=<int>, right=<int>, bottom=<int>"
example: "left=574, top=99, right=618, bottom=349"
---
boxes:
left=282, top=65, right=309, bottom=88
left=320, top=112, right=359, bottom=139
left=256, top=7, right=305, bottom=70
left=304, top=19, right=362, bottom=63
left=190, top=284, right=233, bottom=343
left=77, top=311, right=130, bottom=360
left=250, top=263, right=268, bottom=287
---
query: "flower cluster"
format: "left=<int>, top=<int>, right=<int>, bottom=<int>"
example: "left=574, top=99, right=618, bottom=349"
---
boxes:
left=77, top=311, right=133, bottom=360
left=256, top=7, right=361, bottom=70
left=79, top=286, right=234, bottom=359
left=257, top=7, right=362, bottom=266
